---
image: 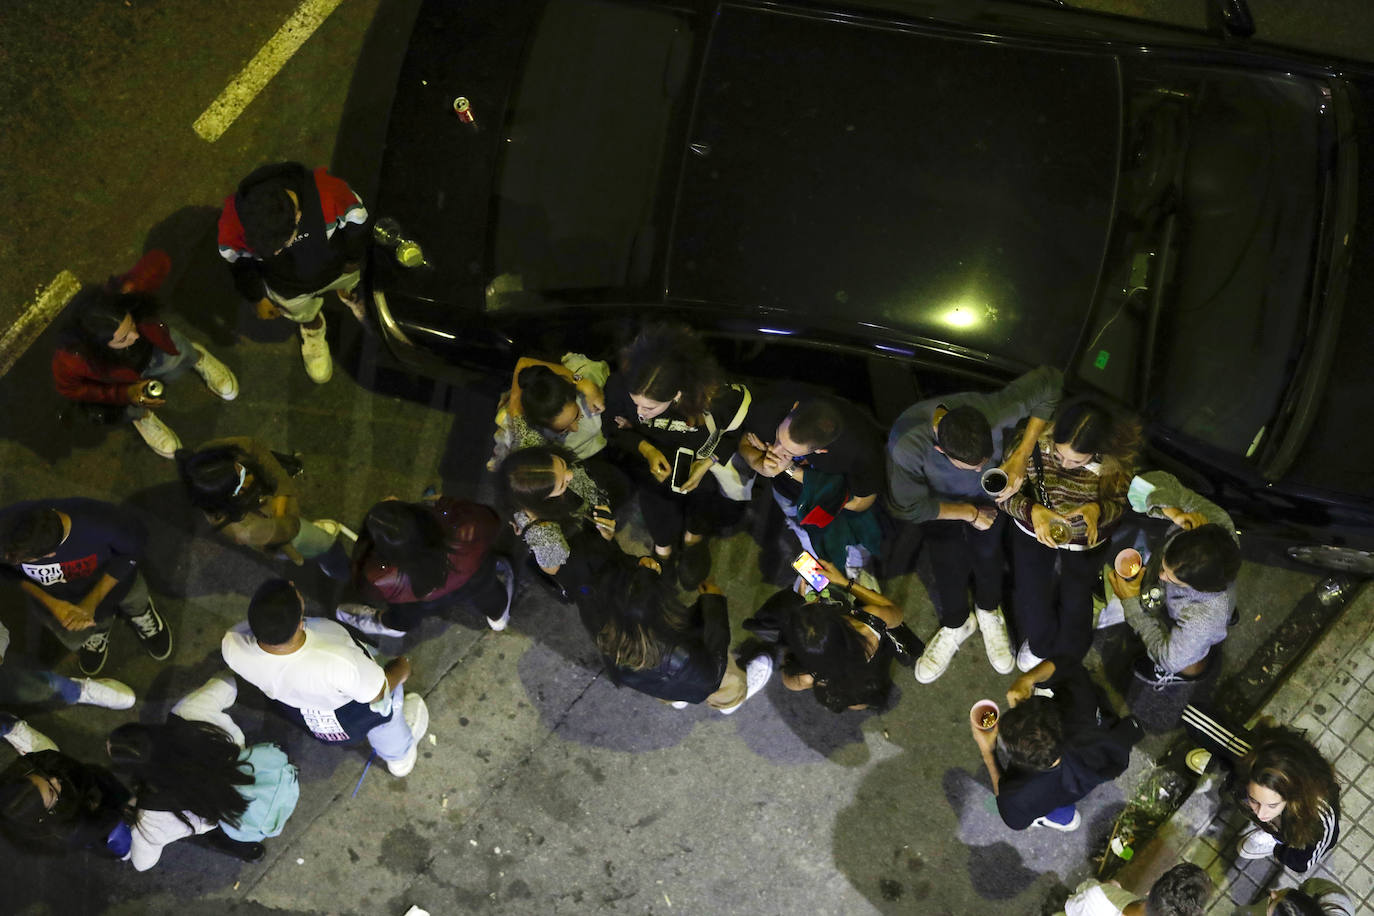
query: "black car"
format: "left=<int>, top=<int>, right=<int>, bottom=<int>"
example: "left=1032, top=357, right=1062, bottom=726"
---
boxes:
left=362, top=0, right=1374, bottom=574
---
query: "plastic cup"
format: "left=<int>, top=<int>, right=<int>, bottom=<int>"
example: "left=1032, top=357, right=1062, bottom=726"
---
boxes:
left=970, top=699, right=1000, bottom=731
left=1114, top=548, right=1143, bottom=580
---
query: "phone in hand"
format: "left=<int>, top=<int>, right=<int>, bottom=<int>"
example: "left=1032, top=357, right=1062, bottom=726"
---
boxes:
left=669, top=447, right=695, bottom=493
left=791, top=551, right=830, bottom=593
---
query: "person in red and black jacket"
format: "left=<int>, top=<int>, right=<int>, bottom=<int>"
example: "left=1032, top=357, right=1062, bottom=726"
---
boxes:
left=217, top=162, right=370, bottom=385
left=336, top=497, right=515, bottom=637
left=52, top=251, right=239, bottom=458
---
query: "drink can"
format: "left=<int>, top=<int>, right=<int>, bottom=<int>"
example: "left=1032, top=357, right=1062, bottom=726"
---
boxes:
left=453, top=97, right=475, bottom=124
left=144, top=380, right=164, bottom=399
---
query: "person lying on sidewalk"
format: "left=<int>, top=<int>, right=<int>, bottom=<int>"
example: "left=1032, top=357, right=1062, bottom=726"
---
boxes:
left=1056, top=861, right=1213, bottom=915
left=971, top=658, right=1142, bottom=832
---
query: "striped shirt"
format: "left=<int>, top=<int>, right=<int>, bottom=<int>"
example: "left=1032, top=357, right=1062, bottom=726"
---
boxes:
left=1002, top=431, right=1129, bottom=548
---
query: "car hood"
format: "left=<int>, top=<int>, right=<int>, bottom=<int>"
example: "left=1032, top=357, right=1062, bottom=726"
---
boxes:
left=667, top=5, right=1120, bottom=369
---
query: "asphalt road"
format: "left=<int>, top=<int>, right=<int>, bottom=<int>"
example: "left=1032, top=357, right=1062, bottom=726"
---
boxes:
left=0, top=2, right=1365, bottom=915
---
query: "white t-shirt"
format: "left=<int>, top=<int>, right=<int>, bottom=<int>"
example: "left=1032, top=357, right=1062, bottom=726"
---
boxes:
left=221, top=618, right=386, bottom=711
left=1059, top=879, right=1140, bottom=916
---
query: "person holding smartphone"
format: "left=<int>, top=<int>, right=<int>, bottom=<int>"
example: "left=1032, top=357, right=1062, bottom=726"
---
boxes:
left=603, top=325, right=752, bottom=591
left=497, top=445, right=623, bottom=583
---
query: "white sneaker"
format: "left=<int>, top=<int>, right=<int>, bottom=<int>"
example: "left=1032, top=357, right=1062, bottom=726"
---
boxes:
left=975, top=607, right=1015, bottom=675
left=386, top=694, right=430, bottom=777
left=132, top=411, right=181, bottom=458
left=670, top=701, right=690, bottom=710
left=1237, top=825, right=1279, bottom=859
left=75, top=678, right=136, bottom=710
left=299, top=317, right=332, bottom=384
left=1032, top=810, right=1081, bottom=832
left=336, top=603, right=405, bottom=638
left=191, top=343, right=239, bottom=400
left=487, top=557, right=514, bottom=631
left=4, top=720, right=58, bottom=755
left=719, top=655, right=774, bottom=715
left=1016, top=641, right=1046, bottom=673
left=914, top=616, right=977, bottom=684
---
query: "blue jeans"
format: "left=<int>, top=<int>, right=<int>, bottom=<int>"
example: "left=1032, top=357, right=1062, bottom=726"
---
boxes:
left=126, top=326, right=197, bottom=420
left=0, top=657, right=83, bottom=736
left=365, top=686, right=414, bottom=762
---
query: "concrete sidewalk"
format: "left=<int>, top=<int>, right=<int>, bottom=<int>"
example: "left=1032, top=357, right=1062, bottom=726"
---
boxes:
left=1124, top=582, right=1374, bottom=912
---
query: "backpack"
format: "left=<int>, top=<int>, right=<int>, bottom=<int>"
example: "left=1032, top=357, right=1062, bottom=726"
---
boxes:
left=220, top=742, right=300, bottom=842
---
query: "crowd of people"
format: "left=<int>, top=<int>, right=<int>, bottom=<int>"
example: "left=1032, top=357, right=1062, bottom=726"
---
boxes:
left=0, top=161, right=1354, bottom=912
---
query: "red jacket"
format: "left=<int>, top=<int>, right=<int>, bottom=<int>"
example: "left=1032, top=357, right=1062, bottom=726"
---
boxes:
left=354, top=499, right=500, bottom=605
left=52, top=320, right=180, bottom=405
left=52, top=250, right=177, bottom=406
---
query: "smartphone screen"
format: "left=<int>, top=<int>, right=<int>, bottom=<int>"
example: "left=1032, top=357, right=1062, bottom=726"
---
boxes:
left=670, top=448, right=694, bottom=492
left=791, top=551, right=829, bottom=593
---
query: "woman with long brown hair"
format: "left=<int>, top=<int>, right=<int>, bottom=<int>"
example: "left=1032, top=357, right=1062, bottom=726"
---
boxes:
left=603, top=324, right=753, bottom=590
left=1233, top=725, right=1341, bottom=874
left=1002, top=396, right=1141, bottom=669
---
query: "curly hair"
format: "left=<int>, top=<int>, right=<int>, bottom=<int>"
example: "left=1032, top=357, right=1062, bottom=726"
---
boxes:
left=1235, top=724, right=1339, bottom=850
left=998, top=697, right=1063, bottom=771
left=619, top=324, right=721, bottom=422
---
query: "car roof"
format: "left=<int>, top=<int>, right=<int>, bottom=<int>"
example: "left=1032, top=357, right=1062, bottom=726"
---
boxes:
left=665, top=3, right=1122, bottom=369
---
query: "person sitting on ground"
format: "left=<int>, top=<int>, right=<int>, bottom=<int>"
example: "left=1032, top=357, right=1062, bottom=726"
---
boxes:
left=0, top=749, right=132, bottom=856
left=0, top=616, right=135, bottom=756
left=603, top=324, right=753, bottom=590
left=1231, top=724, right=1340, bottom=874
left=1002, top=396, right=1141, bottom=670
left=740, top=557, right=908, bottom=712
left=498, top=445, right=622, bottom=584
left=488, top=352, right=610, bottom=470
left=217, top=162, right=370, bottom=384
left=972, top=657, right=1142, bottom=832
left=177, top=438, right=349, bottom=578
left=1241, top=878, right=1355, bottom=916
left=221, top=579, right=429, bottom=778
left=1104, top=471, right=1241, bottom=683
left=581, top=561, right=773, bottom=713
left=336, top=496, right=515, bottom=637
left=1057, top=861, right=1214, bottom=915
left=885, top=366, right=1062, bottom=683
left=52, top=254, right=239, bottom=458
left=739, top=392, right=886, bottom=586
left=0, top=499, right=172, bottom=677
left=107, top=674, right=299, bottom=870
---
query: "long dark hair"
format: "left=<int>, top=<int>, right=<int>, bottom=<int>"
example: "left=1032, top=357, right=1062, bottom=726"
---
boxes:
left=518, top=365, right=579, bottom=430
left=1050, top=396, right=1142, bottom=493
left=176, top=445, right=276, bottom=524
left=358, top=500, right=452, bottom=598
left=60, top=286, right=156, bottom=370
left=593, top=563, right=690, bottom=671
left=0, top=751, right=130, bottom=852
left=751, top=590, right=876, bottom=712
left=619, top=324, right=721, bottom=422
left=107, top=718, right=251, bottom=829
left=497, top=444, right=587, bottom=523
left=1235, top=725, right=1339, bottom=849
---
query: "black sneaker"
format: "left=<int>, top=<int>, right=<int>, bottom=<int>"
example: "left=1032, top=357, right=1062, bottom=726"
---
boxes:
left=127, top=600, right=173, bottom=660
left=677, top=539, right=712, bottom=590
left=78, top=628, right=112, bottom=676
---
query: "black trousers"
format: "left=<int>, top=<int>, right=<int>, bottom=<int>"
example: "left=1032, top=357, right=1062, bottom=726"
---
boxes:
left=1009, top=531, right=1109, bottom=662
left=380, top=552, right=507, bottom=630
left=635, top=470, right=746, bottom=549
left=920, top=515, right=1007, bottom=628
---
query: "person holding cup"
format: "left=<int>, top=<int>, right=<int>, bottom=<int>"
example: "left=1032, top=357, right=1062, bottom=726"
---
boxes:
left=52, top=255, right=239, bottom=459
left=1104, top=471, right=1241, bottom=728
left=886, top=366, right=1062, bottom=683
left=1001, top=397, right=1141, bottom=670
left=971, top=657, right=1142, bottom=832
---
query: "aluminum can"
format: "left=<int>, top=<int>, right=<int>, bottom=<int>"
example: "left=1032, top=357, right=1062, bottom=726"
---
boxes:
left=144, top=380, right=164, bottom=399
left=453, top=97, right=475, bottom=124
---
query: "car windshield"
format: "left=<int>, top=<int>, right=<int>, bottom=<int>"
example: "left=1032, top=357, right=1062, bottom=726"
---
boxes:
left=488, top=0, right=697, bottom=303
left=1077, top=62, right=1329, bottom=459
